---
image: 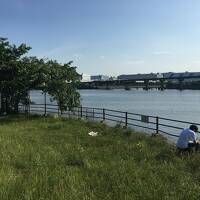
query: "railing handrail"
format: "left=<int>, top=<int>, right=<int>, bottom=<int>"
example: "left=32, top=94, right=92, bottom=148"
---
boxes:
left=81, top=106, right=200, bottom=125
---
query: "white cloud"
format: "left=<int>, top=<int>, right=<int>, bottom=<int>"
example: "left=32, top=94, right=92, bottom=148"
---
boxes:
left=37, top=43, right=84, bottom=63
left=39, top=45, right=66, bottom=57
left=122, top=60, right=145, bottom=65
left=72, top=54, right=84, bottom=61
left=153, top=51, right=173, bottom=55
left=99, top=55, right=105, bottom=60
left=192, top=60, right=200, bottom=64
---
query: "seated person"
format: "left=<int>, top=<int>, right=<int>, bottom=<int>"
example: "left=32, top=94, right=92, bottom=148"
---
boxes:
left=176, top=125, right=199, bottom=152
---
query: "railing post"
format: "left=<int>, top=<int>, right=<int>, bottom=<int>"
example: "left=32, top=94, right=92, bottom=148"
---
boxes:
left=44, top=92, right=47, bottom=116
left=28, top=103, right=30, bottom=115
left=77, top=107, right=79, bottom=118
left=103, top=109, right=105, bottom=121
left=80, top=106, right=83, bottom=118
left=57, top=106, right=59, bottom=116
left=25, top=105, right=28, bottom=114
left=156, top=116, right=159, bottom=134
left=125, top=112, right=128, bottom=127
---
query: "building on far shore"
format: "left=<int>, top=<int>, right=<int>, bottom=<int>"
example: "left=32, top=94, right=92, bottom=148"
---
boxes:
left=91, top=75, right=110, bottom=81
left=109, top=76, right=117, bottom=81
left=79, top=74, right=91, bottom=82
left=117, top=73, right=157, bottom=80
left=78, top=74, right=110, bottom=82
left=162, top=72, right=200, bottom=83
left=117, top=72, right=200, bottom=82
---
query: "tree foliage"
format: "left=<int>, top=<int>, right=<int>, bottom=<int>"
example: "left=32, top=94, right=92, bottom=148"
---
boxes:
left=0, top=38, right=80, bottom=113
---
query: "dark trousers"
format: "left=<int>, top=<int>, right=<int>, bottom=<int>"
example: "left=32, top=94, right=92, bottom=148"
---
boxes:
left=188, top=142, right=199, bottom=152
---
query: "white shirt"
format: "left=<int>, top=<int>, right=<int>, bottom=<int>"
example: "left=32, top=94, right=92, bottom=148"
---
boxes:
left=176, top=128, right=196, bottom=149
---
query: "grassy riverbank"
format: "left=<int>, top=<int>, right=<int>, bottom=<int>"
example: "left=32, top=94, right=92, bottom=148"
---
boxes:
left=0, top=115, right=200, bottom=200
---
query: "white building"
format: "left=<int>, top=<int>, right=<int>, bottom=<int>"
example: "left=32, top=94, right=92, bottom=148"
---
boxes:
left=80, top=74, right=91, bottom=82
left=156, top=73, right=163, bottom=79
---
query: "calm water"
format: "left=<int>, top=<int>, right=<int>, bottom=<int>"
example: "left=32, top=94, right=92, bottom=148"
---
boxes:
left=80, top=89, right=200, bottom=124
left=30, top=89, right=200, bottom=124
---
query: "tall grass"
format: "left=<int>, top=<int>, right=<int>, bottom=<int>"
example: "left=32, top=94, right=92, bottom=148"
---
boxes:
left=0, top=115, right=199, bottom=199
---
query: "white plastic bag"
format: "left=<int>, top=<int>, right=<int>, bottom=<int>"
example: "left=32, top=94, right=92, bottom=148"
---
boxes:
left=88, top=131, right=98, bottom=136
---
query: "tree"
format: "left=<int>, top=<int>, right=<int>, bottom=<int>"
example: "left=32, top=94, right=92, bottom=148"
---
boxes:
left=43, top=60, right=80, bottom=112
left=0, top=38, right=80, bottom=113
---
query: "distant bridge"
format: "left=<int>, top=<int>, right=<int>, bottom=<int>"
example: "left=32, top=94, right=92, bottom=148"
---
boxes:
left=79, top=73, right=200, bottom=90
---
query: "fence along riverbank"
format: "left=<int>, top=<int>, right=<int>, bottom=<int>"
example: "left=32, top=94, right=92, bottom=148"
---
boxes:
left=19, top=103, right=200, bottom=142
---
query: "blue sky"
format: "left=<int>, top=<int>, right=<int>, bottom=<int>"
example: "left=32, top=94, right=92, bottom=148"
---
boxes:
left=1, top=0, right=200, bottom=76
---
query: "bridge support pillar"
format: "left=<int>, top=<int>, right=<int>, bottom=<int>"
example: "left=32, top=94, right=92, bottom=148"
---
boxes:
left=159, top=79, right=165, bottom=91
left=124, top=81, right=131, bottom=90
left=178, top=78, right=184, bottom=90
left=144, top=80, right=149, bottom=90
left=124, top=85, right=131, bottom=90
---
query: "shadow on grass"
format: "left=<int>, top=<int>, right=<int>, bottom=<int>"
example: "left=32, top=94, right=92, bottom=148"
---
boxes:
left=0, top=114, right=42, bottom=125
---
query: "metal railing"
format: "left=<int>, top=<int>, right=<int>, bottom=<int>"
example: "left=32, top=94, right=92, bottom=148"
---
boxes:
left=19, top=103, right=200, bottom=142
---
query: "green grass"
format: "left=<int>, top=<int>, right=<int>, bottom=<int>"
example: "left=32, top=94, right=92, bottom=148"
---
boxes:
left=0, top=115, right=200, bottom=200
